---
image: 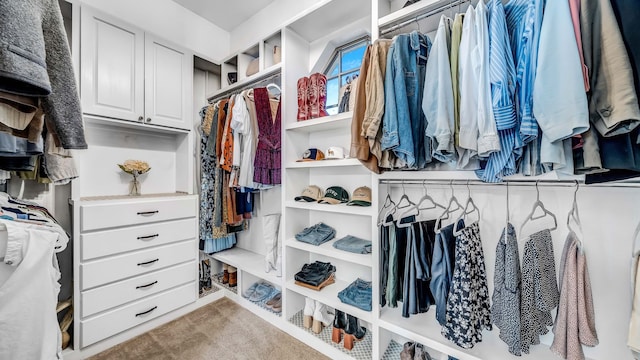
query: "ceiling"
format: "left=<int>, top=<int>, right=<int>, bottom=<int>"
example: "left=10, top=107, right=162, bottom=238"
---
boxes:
left=172, top=0, right=276, bottom=32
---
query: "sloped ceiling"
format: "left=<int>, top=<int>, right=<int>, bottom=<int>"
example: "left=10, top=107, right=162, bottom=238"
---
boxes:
left=172, top=0, right=276, bottom=31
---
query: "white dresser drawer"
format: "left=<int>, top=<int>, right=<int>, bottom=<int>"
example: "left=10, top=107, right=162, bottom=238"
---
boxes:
left=81, top=240, right=195, bottom=290
left=81, top=261, right=196, bottom=318
left=81, top=282, right=196, bottom=348
left=80, top=196, right=197, bottom=231
left=81, top=218, right=196, bottom=260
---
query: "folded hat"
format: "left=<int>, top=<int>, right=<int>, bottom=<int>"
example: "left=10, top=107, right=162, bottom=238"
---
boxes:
left=347, top=186, right=372, bottom=206
left=324, top=146, right=345, bottom=160
left=294, top=185, right=323, bottom=202
left=296, top=148, right=325, bottom=162
left=318, top=186, right=349, bottom=204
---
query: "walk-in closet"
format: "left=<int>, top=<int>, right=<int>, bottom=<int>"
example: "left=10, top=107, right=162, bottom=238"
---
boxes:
left=1, top=0, right=639, bottom=359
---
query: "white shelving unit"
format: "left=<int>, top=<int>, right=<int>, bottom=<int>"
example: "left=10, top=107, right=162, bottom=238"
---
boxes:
left=284, top=201, right=374, bottom=216
left=211, top=247, right=281, bottom=286
left=286, top=279, right=373, bottom=322
left=285, top=238, right=372, bottom=267
left=285, top=111, right=353, bottom=132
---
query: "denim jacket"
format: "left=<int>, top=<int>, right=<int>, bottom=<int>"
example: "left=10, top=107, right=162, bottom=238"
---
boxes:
left=381, top=31, right=431, bottom=169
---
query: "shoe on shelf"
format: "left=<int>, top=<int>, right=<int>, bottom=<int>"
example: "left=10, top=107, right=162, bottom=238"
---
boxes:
left=332, top=309, right=347, bottom=344
left=228, top=266, right=237, bottom=287
left=312, top=301, right=334, bottom=334
left=303, top=297, right=315, bottom=329
left=414, top=343, right=432, bottom=360
left=400, top=342, right=415, bottom=360
left=265, top=292, right=282, bottom=313
left=343, top=314, right=366, bottom=351
left=222, top=263, right=229, bottom=284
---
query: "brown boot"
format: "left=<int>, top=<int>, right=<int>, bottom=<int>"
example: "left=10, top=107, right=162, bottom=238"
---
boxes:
left=297, top=77, right=309, bottom=121
left=228, top=266, right=237, bottom=287
left=222, top=263, right=229, bottom=284
left=308, top=73, right=319, bottom=119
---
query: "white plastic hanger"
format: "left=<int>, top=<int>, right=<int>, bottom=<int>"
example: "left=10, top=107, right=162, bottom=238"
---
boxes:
left=397, top=180, right=445, bottom=228
left=453, top=181, right=480, bottom=236
left=382, top=181, right=415, bottom=226
left=435, top=181, right=464, bottom=232
left=377, top=184, right=396, bottom=226
left=519, top=181, right=558, bottom=239
left=567, top=181, right=584, bottom=248
left=505, top=181, right=510, bottom=230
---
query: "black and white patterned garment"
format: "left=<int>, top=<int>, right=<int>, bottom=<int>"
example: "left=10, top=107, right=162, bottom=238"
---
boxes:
left=491, top=223, right=522, bottom=355
left=520, top=228, right=559, bottom=353
left=442, top=221, right=492, bottom=348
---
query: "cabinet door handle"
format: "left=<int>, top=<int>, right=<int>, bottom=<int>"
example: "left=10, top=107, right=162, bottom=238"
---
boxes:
left=138, top=116, right=144, bottom=122
left=135, top=306, right=157, bottom=317
left=135, top=280, right=158, bottom=289
left=146, top=117, right=152, bottom=123
left=137, top=210, right=159, bottom=216
left=137, top=234, right=159, bottom=240
left=137, top=258, right=159, bottom=266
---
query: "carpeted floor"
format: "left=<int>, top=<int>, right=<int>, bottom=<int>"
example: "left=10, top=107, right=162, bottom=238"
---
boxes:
left=89, top=297, right=329, bottom=360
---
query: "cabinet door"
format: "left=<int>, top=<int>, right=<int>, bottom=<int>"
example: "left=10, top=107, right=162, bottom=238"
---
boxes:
left=144, top=36, right=192, bottom=130
left=80, top=7, right=145, bottom=122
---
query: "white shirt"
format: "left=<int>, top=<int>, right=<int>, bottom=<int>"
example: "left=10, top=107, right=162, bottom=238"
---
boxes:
left=0, top=220, right=61, bottom=360
left=234, top=90, right=258, bottom=188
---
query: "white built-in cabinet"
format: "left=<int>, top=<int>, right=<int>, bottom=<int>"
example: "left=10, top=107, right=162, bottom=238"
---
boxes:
left=80, top=6, right=192, bottom=130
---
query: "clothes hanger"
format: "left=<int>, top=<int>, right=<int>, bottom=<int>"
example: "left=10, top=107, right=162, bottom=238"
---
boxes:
left=505, top=181, right=510, bottom=230
left=567, top=180, right=584, bottom=249
left=435, top=180, right=464, bottom=232
left=266, top=83, right=281, bottom=96
left=377, top=183, right=397, bottom=226
left=397, top=180, right=446, bottom=228
left=453, top=180, right=480, bottom=236
left=382, top=181, right=415, bottom=226
left=519, top=180, right=558, bottom=239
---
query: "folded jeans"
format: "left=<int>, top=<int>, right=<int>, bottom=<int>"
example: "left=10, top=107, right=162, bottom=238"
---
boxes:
left=338, top=278, right=372, bottom=311
left=294, top=261, right=336, bottom=287
left=295, top=222, right=336, bottom=246
left=333, top=235, right=372, bottom=254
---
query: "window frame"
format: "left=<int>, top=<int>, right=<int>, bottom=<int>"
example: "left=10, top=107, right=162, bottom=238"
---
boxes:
left=323, top=36, right=370, bottom=115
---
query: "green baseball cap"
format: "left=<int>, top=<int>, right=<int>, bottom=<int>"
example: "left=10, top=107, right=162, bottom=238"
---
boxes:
left=317, top=186, right=350, bottom=204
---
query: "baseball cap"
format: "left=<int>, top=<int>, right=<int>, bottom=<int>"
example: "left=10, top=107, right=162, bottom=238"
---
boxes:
left=347, top=186, right=372, bottom=206
left=296, top=148, right=325, bottom=162
left=317, top=186, right=350, bottom=204
left=294, top=185, right=323, bottom=202
left=324, top=146, right=345, bottom=160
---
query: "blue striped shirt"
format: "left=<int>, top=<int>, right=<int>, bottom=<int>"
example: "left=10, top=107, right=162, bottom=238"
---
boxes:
left=477, top=0, right=519, bottom=182
left=505, top=0, right=544, bottom=144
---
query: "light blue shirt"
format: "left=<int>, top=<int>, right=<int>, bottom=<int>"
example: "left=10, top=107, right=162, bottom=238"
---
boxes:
left=477, top=0, right=519, bottom=182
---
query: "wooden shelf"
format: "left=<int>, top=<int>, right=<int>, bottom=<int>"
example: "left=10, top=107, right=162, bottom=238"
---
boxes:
left=286, top=158, right=362, bottom=169
left=206, top=63, right=282, bottom=101
left=286, top=238, right=372, bottom=267
left=285, top=111, right=353, bottom=132
left=285, top=201, right=374, bottom=217
left=378, top=307, right=591, bottom=360
left=286, top=279, right=373, bottom=323
left=210, top=247, right=281, bottom=286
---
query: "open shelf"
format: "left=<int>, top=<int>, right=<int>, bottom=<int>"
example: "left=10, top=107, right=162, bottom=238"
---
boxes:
left=286, top=279, right=372, bottom=322
left=285, top=111, right=353, bottom=132
left=378, top=307, right=583, bottom=360
left=289, top=309, right=373, bottom=360
left=212, top=271, right=238, bottom=295
left=288, top=0, right=371, bottom=42
left=241, top=288, right=282, bottom=318
left=286, top=158, right=362, bottom=169
left=286, top=238, right=372, bottom=267
left=285, top=201, right=374, bottom=217
left=377, top=170, right=585, bottom=182
left=210, top=247, right=281, bottom=285
left=378, top=0, right=453, bottom=28
left=206, top=63, right=282, bottom=101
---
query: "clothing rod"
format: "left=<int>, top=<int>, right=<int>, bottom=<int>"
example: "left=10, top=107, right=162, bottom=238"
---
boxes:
left=207, top=70, right=282, bottom=103
left=378, top=178, right=640, bottom=188
left=380, top=0, right=470, bottom=36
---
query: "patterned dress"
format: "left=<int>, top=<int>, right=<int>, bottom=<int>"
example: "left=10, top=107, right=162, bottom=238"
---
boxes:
left=253, top=87, right=281, bottom=185
left=442, top=221, right=492, bottom=348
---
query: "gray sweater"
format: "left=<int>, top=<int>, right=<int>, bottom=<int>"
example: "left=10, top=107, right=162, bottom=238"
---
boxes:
left=0, top=0, right=87, bottom=149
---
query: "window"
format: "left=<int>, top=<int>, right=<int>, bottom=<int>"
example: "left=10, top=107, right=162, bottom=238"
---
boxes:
left=324, top=37, right=369, bottom=116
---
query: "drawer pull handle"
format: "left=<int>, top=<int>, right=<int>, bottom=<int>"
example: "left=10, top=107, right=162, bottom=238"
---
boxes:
left=137, top=258, right=159, bottom=266
left=135, top=306, right=157, bottom=317
left=135, top=281, right=158, bottom=289
left=137, top=210, right=159, bottom=216
left=137, top=234, right=159, bottom=240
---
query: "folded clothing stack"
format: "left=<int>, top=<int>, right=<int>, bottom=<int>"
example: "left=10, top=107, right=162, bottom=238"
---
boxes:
left=333, top=235, right=372, bottom=254
left=338, top=278, right=372, bottom=311
left=294, top=261, right=336, bottom=291
left=295, top=222, right=336, bottom=246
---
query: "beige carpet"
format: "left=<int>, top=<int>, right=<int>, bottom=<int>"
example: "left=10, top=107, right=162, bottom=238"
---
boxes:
left=90, top=297, right=329, bottom=360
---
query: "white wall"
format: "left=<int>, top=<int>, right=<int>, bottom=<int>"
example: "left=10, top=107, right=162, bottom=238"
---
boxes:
left=229, top=0, right=323, bottom=53
left=77, top=0, right=230, bottom=61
